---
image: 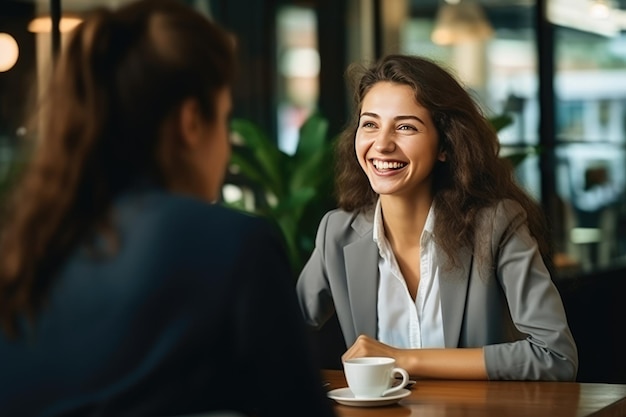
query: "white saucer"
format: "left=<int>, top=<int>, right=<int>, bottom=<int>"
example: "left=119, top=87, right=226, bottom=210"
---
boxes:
left=327, top=387, right=411, bottom=407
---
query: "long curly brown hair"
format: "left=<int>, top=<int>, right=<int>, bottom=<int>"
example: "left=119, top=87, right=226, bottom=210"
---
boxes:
left=335, top=54, right=551, bottom=271
left=0, top=0, right=236, bottom=337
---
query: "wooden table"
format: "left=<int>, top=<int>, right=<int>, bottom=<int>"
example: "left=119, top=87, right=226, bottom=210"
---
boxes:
left=323, top=369, right=626, bottom=417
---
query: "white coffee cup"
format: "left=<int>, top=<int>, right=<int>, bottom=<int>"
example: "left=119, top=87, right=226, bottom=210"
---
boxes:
left=343, top=357, right=409, bottom=399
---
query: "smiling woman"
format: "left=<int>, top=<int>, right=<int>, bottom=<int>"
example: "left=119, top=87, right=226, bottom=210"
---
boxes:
left=296, top=54, right=578, bottom=382
left=355, top=82, right=445, bottom=206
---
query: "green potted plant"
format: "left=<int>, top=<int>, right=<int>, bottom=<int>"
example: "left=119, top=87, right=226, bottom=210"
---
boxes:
left=224, top=113, right=336, bottom=275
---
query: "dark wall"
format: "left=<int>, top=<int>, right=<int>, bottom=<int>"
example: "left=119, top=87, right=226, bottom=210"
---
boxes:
left=556, top=267, right=626, bottom=383
left=208, top=0, right=279, bottom=138
left=316, top=0, right=348, bottom=137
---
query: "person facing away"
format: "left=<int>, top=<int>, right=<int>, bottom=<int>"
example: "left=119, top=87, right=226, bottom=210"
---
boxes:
left=296, top=54, right=578, bottom=381
left=0, top=1, right=336, bottom=416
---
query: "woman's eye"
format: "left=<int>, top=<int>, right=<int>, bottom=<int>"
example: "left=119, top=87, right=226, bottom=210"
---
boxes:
left=398, top=124, right=417, bottom=131
left=361, top=121, right=376, bottom=128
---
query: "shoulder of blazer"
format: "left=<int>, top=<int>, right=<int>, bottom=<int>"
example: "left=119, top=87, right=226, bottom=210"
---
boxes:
left=474, top=199, right=528, bottom=239
left=324, top=208, right=374, bottom=239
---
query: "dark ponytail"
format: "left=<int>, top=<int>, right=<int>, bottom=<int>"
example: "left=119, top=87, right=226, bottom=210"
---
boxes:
left=0, top=0, right=236, bottom=337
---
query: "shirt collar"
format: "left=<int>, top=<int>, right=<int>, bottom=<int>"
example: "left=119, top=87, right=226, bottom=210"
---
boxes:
left=372, top=198, right=385, bottom=246
left=372, top=197, right=436, bottom=248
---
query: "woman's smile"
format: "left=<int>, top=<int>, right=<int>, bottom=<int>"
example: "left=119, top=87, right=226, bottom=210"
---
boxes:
left=370, top=158, right=408, bottom=172
left=355, top=81, right=444, bottom=198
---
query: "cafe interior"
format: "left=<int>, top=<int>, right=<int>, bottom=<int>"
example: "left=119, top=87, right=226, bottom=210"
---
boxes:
left=1, top=0, right=625, bottom=385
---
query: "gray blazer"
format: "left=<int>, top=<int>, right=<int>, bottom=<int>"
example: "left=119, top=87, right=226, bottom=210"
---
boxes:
left=296, top=199, right=578, bottom=381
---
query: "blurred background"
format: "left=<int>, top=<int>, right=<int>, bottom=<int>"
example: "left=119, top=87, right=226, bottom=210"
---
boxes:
left=2, top=0, right=626, bottom=282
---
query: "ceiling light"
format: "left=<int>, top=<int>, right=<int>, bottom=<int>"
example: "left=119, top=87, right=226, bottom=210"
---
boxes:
left=0, top=33, right=19, bottom=72
left=590, top=0, right=613, bottom=19
left=28, top=16, right=82, bottom=34
left=431, top=0, right=494, bottom=45
left=548, top=0, right=620, bottom=36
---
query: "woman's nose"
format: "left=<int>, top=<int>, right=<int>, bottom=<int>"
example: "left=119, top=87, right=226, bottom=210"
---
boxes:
left=373, top=132, right=396, bottom=152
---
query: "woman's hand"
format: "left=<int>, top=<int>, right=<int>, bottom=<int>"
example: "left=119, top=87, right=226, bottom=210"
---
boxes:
left=342, top=335, right=400, bottom=362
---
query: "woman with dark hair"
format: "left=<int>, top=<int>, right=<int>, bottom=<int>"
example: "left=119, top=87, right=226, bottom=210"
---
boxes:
left=297, top=54, right=578, bottom=381
left=0, top=1, right=335, bottom=416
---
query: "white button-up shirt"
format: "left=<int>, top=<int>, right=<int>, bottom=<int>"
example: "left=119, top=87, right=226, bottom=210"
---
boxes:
left=373, top=199, right=446, bottom=349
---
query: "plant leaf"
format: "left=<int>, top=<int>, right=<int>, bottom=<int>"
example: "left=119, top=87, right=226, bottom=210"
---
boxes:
left=504, top=152, right=530, bottom=167
left=230, top=118, right=286, bottom=196
left=229, top=150, right=270, bottom=186
left=488, top=113, right=514, bottom=133
left=290, top=147, right=333, bottom=192
left=501, top=145, right=540, bottom=167
left=273, top=187, right=316, bottom=224
left=294, top=113, right=329, bottom=162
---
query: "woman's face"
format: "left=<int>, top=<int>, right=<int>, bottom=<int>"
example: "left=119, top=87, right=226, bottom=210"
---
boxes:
left=355, top=81, right=444, bottom=199
left=194, top=87, right=232, bottom=201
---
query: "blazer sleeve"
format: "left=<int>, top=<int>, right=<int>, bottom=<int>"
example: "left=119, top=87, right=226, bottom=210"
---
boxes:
left=483, top=200, right=579, bottom=381
left=296, top=211, right=336, bottom=329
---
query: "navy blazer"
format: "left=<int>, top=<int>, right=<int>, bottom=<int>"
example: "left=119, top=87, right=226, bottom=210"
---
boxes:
left=0, top=188, right=335, bottom=417
left=297, top=199, right=578, bottom=381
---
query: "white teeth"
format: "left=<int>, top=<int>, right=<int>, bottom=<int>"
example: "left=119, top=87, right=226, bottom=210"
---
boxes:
left=372, top=160, right=406, bottom=170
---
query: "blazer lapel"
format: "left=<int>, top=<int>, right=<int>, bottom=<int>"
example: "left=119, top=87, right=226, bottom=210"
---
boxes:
left=438, top=247, right=472, bottom=348
left=343, top=214, right=379, bottom=341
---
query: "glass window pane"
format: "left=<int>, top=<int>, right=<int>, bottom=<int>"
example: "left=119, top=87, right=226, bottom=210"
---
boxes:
left=552, top=1, right=626, bottom=272
left=276, top=5, right=319, bottom=155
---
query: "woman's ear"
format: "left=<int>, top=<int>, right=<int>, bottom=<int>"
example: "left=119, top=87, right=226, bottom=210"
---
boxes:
left=438, top=150, right=447, bottom=162
left=178, top=98, right=204, bottom=148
